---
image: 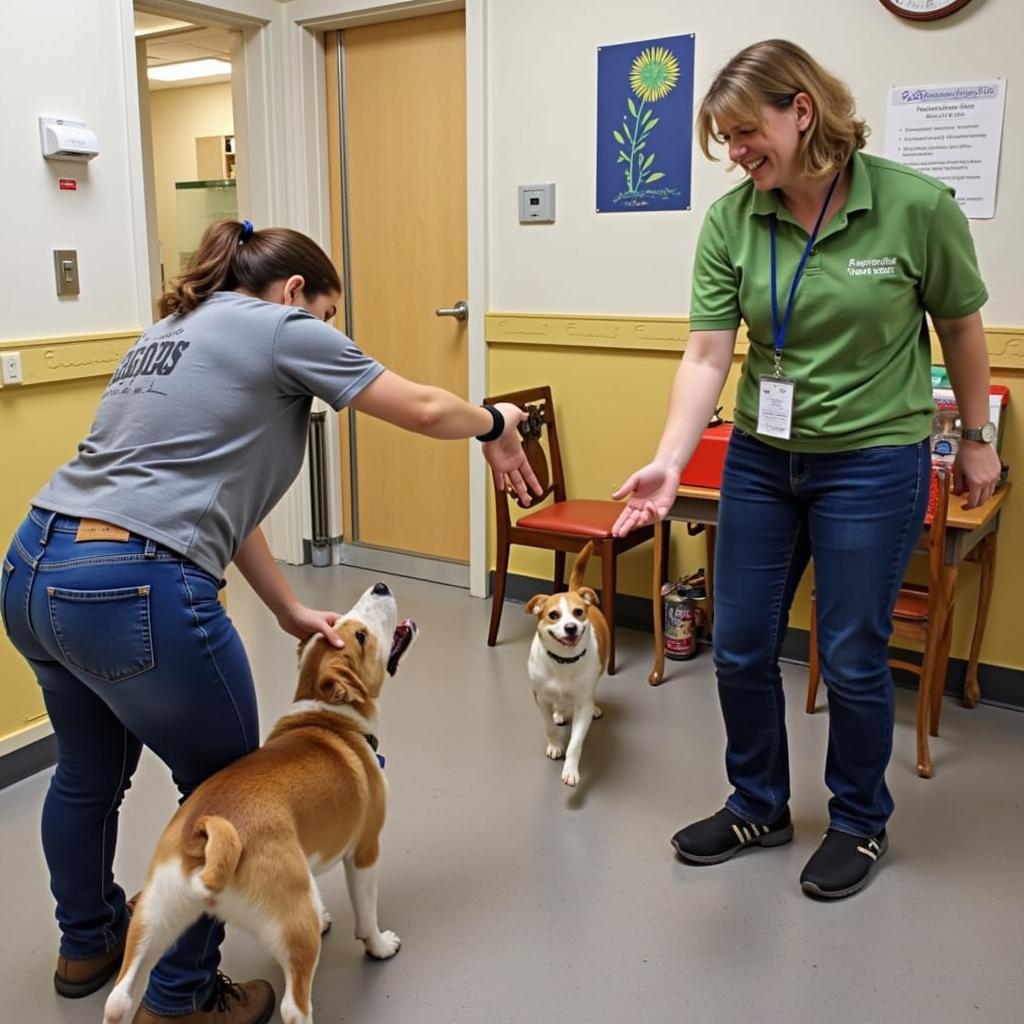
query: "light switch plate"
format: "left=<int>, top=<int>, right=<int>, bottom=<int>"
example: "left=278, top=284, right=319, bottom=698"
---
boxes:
left=519, top=183, right=556, bottom=223
left=54, top=249, right=80, bottom=296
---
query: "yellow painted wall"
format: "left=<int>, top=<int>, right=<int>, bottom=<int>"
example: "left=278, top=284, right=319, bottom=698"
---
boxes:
left=486, top=323, right=1024, bottom=677
left=0, top=372, right=111, bottom=745
left=0, top=332, right=234, bottom=749
left=148, top=83, right=234, bottom=287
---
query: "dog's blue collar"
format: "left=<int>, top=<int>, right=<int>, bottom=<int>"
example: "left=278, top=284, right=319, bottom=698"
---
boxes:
left=547, top=647, right=587, bottom=665
left=365, top=734, right=385, bottom=769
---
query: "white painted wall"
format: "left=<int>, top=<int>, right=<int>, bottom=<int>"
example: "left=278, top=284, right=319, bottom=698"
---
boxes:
left=3, top=0, right=1020, bottom=578
left=486, top=0, right=1023, bottom=325
left=0, top=1, right=145, bottom=337
left=6, top=0, right=1020, bottom=344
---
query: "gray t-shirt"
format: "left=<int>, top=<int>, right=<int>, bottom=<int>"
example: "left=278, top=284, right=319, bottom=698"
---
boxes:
left=34, top=291, right=384, bottom=579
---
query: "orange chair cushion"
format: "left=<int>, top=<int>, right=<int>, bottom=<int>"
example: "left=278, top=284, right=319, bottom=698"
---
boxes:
left=893, top=585, right=929, bottom=622
left=515, top=499, right=623, bottom=538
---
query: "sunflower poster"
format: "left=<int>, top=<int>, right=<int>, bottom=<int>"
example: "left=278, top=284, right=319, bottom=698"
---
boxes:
left=596, top=34, right=695, bottom=213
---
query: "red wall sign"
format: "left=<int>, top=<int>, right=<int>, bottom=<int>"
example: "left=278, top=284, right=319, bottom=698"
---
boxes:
left=59, top=178, right=78, bottom=191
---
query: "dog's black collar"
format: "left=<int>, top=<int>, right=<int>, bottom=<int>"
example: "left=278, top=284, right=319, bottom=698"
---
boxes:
left=547, top=647, right=587, bottom=665
left=364, top=734, right=379, bottom=752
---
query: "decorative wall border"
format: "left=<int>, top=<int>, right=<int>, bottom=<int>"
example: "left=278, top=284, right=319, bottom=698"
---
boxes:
left=0, top=331, right=140, bottom=389
left=2, top=322, right=1021, bottom=390
left=485, top=313, right=1024, bottom=370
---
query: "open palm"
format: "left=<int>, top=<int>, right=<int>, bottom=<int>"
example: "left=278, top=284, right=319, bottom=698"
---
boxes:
left=611, top=462, right=678, bottom=536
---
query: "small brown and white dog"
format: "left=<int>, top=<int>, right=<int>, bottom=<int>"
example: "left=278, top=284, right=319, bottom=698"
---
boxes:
left=103, top=582, right=417, bottom=1024
left=525, top=542, right=609, bottom=787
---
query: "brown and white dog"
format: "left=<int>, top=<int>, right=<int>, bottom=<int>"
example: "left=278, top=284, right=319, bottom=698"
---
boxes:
left=525, top=542, right=609, bottom=786
left=103, top=582, right=417, bottom=1024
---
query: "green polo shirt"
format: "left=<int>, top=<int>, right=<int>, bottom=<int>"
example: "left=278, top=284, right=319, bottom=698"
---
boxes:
left=690, top=151, right=988, bottom=451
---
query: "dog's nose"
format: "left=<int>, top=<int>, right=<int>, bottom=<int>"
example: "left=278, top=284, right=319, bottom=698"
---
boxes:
left=564, top=622, right=578, bottom=636
left=372, top=582, right=391, bottom=596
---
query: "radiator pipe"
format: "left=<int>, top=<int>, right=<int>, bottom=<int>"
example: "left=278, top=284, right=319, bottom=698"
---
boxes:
left=307, top=410, right=331, bottom=567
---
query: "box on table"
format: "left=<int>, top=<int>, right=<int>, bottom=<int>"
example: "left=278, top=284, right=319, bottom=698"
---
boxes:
left=680, top=422, right=733, bottom=489
left=931, top=373, right=1009, bottom=467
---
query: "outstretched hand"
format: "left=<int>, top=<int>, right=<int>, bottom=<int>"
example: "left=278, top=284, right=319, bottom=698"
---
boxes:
left=611, top=461, right=679, bottom=537
left=276, top=603, right=345, bottom=648
left=482, top=402, right=544, bottom=506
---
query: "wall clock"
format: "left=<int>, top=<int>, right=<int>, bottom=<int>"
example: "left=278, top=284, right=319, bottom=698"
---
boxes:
left=879, top=0, right=975, bottom=20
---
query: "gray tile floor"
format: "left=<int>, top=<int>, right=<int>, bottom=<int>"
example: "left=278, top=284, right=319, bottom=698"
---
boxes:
left=2, top=564, right=1022, bottom=1024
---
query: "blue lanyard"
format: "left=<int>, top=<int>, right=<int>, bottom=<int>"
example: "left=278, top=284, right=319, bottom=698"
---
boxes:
left=769, top=172, right=841, bottom=368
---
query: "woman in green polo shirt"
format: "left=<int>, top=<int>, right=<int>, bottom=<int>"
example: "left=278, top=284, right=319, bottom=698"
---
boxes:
left=612, top=39, right=1001, bottom=899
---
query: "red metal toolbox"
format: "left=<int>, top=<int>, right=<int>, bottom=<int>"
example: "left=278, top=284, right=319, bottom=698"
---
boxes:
left=680, top=422, right=733, bottom=489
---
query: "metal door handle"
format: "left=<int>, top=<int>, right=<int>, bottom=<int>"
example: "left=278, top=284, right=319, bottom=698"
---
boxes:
left=435, top=300, right=468, bottom=321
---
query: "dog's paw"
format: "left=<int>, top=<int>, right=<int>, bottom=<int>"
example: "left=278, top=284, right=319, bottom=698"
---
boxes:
left=103, top=989, right=132, bottom=1024
left=320, top=909, right=332, bottom=936
left=280, top=995, right=313, bottom=1024
left=552, top=711, right=566, bottom=726
left=545, top=743, right=565, bottom=760
left=592, top=705, right=603, bottom=719
left=561, top=765, right=580, bottom=787
left=365, top=930, right=402, bottom=960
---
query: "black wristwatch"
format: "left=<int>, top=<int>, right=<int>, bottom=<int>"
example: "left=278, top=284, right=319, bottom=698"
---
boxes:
left=960, top=421, right=997, bottom=444
left=475, top=404, right=505, bottom=442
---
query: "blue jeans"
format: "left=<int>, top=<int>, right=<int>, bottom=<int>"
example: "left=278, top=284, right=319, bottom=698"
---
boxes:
left=1, top=509, right=259, bottom=1015
left=713, top=430, right=930, bottom=837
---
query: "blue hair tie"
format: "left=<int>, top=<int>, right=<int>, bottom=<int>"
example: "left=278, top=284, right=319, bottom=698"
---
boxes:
left=239, top=219, right=254, bottom=242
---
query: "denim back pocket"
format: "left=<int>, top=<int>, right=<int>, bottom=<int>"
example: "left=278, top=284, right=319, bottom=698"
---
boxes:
left=1, top=559, right=13, bottom=635
left=47, top=585, right=155, bottom=682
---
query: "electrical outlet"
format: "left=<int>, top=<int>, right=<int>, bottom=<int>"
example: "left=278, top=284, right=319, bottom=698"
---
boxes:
left=1, top=351, right=24, bottom=385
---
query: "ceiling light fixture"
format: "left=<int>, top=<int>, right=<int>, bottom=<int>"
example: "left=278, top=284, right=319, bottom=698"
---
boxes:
left=148, top=58, right=231, bottom=82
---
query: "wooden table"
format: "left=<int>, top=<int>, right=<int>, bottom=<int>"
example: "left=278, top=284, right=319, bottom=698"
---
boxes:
left=649, top=483, right=1012, bottom=710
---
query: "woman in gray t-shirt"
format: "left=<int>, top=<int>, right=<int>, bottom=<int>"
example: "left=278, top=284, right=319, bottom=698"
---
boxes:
left=3, top=219, right=538, bottom=1021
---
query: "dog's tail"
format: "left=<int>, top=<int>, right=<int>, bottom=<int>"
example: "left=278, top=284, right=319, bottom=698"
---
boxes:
left=185, top=816, right=243, bottom=897
left=569, top=541, right=595, bottom=591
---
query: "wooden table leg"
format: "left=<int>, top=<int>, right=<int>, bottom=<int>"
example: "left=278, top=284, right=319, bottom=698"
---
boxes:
left=705, top=525, right=716, bottom=639
left=649, top=519, right=669, bottom=686
left=929, top=564, right=958, bottom=738
left=962, top=532, right=996, bottom=709
left=915, top=637, right=935, bottom=779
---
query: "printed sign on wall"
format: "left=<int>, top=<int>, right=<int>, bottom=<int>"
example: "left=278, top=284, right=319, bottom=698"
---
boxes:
left=885, top=79, right=1006, bottom=219
left=596, top=34, right=695, bottom=213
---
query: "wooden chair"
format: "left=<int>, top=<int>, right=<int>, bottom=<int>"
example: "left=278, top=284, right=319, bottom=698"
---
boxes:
left=484, top=386, right=657, bottom=674
left=806, top=471, right=953, bottom=777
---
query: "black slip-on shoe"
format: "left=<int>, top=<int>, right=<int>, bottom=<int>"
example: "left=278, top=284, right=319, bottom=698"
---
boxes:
left=800, top=828, right=888, bottom=899
left=671, top=806, right=794, bottom=864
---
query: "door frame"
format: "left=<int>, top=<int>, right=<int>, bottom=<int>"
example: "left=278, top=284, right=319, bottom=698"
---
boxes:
left=286, top=0, right=488, bottom=597
left=122, top=0, right=489, bottom=596
left=124, top=0, right=316, bottom=567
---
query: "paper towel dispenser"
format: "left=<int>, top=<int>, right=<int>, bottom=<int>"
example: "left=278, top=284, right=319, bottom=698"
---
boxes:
left=39, top=117, right=99, bottom=162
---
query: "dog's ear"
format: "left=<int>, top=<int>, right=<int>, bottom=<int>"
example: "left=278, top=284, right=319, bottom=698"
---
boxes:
left=296, top=634, right=319, bottom=665
left=525, top=594, right=549, bottom=616
left=317, top=660, right=370, bottom=706
left=578, top=586, right=600, bottom=607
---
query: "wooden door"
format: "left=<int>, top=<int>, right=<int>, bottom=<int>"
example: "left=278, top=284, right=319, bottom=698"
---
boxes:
left=327, top=13, right=468, bottom=562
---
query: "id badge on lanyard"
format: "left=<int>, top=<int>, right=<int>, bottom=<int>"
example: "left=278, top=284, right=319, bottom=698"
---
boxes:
left=757, top=173, right=839, bottom=440
left=757, top=371, right=795, bottom=439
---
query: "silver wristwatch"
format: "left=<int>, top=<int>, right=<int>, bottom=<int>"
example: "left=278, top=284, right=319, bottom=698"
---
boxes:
left=960, top=421, right=997, bottom=444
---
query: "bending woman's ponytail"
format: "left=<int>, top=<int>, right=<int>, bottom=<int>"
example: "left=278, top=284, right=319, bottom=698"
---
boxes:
left=158, top=219, right=342, bottom=318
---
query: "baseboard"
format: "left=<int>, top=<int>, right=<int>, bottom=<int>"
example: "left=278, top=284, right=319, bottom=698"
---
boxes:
left=491, top=572, right=1024, bottom=712
left=0, top=734, right=57, bottom=790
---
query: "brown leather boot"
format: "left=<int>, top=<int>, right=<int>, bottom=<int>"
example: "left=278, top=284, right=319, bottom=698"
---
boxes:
left=54, top=938, right=126, bottom=998
left=133, top=974, right=275, bottom=1024
left=53, top=892, right=139, bottom=998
